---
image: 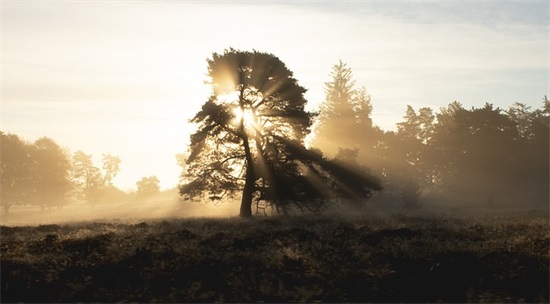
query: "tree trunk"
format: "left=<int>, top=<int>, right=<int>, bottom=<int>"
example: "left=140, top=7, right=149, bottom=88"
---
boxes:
left=240, top=163, right=254, bottom=218
left=238, top=94, right=255, bottom=218
left=239, top=133, right=255, bottom=217
left=239, top=128, right=255, bottom=217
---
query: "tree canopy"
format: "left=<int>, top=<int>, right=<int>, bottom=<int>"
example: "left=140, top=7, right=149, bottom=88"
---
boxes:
left=32, top=137, right=73, bottom=210
left=179, top=50, right=382, bottom=217
left=311, top=60, right=379, bottom=159
left=72, top=151, right=105, bottom=210
left=102, top=154, right=121, bottom=187
left=0, top=133, right=72, bottom=213
left=369, top=98, right=549, bottom=207
left=137, top=176, right=160, bottom=197
left=3, top=56, right=546, bottom=215
left=1, top=132, right=34, bottom=213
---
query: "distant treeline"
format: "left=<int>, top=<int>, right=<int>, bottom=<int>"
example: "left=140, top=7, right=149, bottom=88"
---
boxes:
left=0, top=133, right=163, bottom=214
left=311, top=61, right=549, bottom=207
left=2, top=61, right=548, bottom=213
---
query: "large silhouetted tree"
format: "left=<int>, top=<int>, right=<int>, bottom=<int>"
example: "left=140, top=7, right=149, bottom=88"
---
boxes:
left=179, top=50, right=381, bottom=217
left=179, top=49, right=311, bottom=217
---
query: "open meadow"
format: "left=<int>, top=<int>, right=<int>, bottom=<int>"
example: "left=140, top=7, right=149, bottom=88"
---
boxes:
left=1, top=202, right=548, bottom=303
left=3, top=2, right=548, bottom=303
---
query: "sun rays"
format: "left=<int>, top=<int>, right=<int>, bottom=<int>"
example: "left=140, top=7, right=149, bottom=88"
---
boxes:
left=232, top=107, right=260, bottom=131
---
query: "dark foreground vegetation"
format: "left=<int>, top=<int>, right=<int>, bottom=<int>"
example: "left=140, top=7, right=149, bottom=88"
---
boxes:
left=1, top=210, right=549, bottom=303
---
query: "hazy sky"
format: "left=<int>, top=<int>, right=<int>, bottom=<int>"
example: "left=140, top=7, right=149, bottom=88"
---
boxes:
left=2, top=1, right=548, bottom=191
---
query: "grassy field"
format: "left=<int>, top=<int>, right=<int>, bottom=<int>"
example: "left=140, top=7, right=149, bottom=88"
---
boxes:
left=1, top=208, right=549, bottom=303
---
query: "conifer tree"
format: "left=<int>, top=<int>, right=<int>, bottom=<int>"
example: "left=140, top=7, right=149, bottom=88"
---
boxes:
left=311, top=61, right=379, bottom=161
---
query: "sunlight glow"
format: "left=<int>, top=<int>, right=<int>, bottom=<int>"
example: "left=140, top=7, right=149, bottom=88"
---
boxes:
left=232, top=107, right=260, bottom=131
left=3, top=1, right=546, bottom=193
left=233, top=107, right=253, bottom=124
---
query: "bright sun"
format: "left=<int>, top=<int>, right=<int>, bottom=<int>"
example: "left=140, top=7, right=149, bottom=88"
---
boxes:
left=232, top=107, right=259, bottom=130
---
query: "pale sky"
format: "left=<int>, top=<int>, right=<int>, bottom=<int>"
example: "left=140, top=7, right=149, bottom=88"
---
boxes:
left=1, top=1, right=548, bottom=191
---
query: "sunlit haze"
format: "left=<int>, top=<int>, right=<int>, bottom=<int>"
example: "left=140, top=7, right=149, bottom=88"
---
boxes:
left=2, top=1, right=547, bottom=191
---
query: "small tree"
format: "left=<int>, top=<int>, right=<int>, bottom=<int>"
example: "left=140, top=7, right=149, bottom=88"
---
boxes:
left=102, top=153, right=121, bottom=187
left=72, top=151, right=105, bottom=210
left=136, top=176, right=160, bottom=197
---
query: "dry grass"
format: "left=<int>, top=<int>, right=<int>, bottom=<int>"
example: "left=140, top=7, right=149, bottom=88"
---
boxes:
left=1, top=210, right=549, bottom=303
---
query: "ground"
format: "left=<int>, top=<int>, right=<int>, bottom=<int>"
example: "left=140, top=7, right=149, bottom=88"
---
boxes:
left=1, top=205, right=549, bottom=303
